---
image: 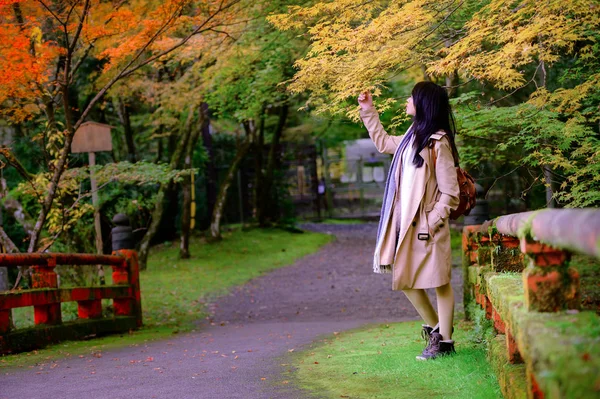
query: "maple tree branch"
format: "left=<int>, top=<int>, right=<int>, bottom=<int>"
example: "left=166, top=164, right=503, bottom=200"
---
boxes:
left=0, top=226, right=19, bottom=254
left=412, top=0, right=465, bottom=49
left=118, top=2, right=243, bottom=79
left=208, top=28, right=239, bottom=42
left=37, top=0, right=66, bottom=27
left=38, top=179, right=111, bottom=253
left=70, top=41, right=96, bottom=84
left=65, top=0, right=79, bottom=25
left=69, top=0, right=91, bottom=55
left=484, top=164, right=523, bottom=199
left=488, top=65, right=540, bottom=105
left=0, top=147, right=34, bottom=182
left=76, top=0, right=242, bottom=132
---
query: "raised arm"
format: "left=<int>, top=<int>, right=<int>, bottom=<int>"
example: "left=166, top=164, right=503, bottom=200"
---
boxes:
left=358, top=92, right=403, bottom=155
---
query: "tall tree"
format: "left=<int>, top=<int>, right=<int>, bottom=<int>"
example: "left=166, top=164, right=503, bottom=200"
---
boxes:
left=205, top=0, right=306, bottom=234
left=271, top=0, right=600, bottom=208
left=0, top=0, right=245, bottom=258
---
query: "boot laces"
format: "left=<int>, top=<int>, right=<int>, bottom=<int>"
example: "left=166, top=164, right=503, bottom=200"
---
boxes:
left=424, top=333, right=441, bottom=355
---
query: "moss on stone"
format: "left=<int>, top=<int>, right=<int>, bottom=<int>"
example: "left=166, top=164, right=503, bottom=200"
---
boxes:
left=491, top=246, right=525, bottom=273
left=484, top=274, right=525, bottom=330
left=468, top=265, right=479, bottom=285
left=478, top=246, right=492, bottom=266
left=482, top=271, right=600, bottom=398
left=516, top=211, right=541, bottom=241
left=488, top=335, right=528, bottom=399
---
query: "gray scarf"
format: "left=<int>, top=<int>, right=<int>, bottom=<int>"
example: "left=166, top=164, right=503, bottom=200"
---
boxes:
left=373, top=126, right=414, bottom=273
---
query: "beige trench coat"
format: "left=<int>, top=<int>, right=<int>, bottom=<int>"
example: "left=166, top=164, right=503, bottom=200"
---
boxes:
left=360, top=107, right=460, bottom=290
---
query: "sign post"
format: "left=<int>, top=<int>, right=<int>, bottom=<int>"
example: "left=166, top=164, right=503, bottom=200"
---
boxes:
left=71, top=122, right=113, bottom=283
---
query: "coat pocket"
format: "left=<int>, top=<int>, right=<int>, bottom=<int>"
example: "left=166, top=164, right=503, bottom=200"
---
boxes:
left=425, top=208, right=444, bottom=239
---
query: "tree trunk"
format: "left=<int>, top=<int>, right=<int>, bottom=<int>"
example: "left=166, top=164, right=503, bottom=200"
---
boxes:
left=138, top=108, right=195, bottom=270
left=180, top=176, right=192, bottom=259
left=253, top=106, right=266, bottom=220
left=211, top=137, right=252, bottom=240
left=536, top=60, right=557, bottom=208
left=258, top=104, right=288, bottom=227
left=156, top=136, right=164, bottom=163
left=180, top=111, right=205, bottom=259
left=117, top=99, right=137, bottom=163
left=201, top=103, right=217, bottom=228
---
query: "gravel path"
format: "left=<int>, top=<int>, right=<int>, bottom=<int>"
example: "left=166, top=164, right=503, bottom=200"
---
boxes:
left=1, top=223, right=463, bottom=399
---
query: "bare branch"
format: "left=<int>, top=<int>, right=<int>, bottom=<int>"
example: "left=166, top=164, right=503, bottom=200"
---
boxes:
left=0, top=227, right=19, bottom=254
left=69, top=0, right=91, bottom=55
left=75, top=0, right=242, bottom=132
left=484, top=165, right=523, bottom=199
left=37, top=0, right=65, bottom=26
left=70, top=41, right=96, bottom=84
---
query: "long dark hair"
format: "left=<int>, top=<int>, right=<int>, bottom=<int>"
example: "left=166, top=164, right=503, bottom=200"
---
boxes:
left=410, top=81, right=459, bottom=168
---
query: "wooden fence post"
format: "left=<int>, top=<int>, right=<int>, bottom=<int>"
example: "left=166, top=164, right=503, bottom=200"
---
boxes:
left=111, top=214, right=142, bottom=327
left=31, top=258, right=61, bottom=325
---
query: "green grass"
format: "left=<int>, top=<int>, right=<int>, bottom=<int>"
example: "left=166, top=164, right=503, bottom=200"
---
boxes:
left=141, top=227, right=332, bottom=331
left=289, top=320, right=502, bottom=399
left=451, top=228, right=463, bottom=266
left=1, top=226, right=332, bottom=369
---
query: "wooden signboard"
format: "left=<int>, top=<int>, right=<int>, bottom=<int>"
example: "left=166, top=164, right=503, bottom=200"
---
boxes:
left=71, top=122, right=113, bottom=153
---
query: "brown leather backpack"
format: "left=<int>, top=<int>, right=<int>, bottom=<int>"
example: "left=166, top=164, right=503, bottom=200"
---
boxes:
left=431, top=143, right=477, bottom=220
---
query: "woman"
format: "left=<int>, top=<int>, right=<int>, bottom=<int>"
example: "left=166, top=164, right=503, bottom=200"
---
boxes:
left=358, top=82, right=460, bottom=360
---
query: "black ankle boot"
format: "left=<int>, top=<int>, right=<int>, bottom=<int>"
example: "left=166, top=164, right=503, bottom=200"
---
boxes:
left=416, top=332, right=456, bottom=360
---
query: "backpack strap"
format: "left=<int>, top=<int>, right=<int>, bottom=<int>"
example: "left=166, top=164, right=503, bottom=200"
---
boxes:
left=429, top=132, right=458, bottom=168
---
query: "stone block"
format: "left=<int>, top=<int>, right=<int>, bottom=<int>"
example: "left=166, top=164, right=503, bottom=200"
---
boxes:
left=493, top=306, right=506, bottom=334
left=477, top=246, right=492, bottom=266
left=521, top=241, right=570, bottom=267
left=523, top=265, right=580, bottom=312
left=506, top=327, right=522, bottom=364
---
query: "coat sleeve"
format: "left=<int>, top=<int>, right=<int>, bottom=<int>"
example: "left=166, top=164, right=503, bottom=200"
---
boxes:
left=359, top=107, right=403, bottom=155
left=428, top=136, right=460, bottom=232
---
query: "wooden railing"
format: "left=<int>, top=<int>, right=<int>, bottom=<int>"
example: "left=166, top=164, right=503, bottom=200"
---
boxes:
left=0, top=249, right=141, bottom=355
left=463, top=208, right=600, bottom=398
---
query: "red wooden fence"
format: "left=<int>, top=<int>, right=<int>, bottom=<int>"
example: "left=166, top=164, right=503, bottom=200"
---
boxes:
left=0, top=249, right=141, bottom=354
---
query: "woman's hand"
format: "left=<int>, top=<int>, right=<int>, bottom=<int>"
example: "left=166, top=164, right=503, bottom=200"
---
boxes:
left=358, top=91, right=374, bottom=111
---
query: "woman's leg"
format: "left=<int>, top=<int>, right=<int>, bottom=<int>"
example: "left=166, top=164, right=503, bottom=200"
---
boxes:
left=435, top=283, right=455, bottom=340
left=402, top=289, right=438, bottom=327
